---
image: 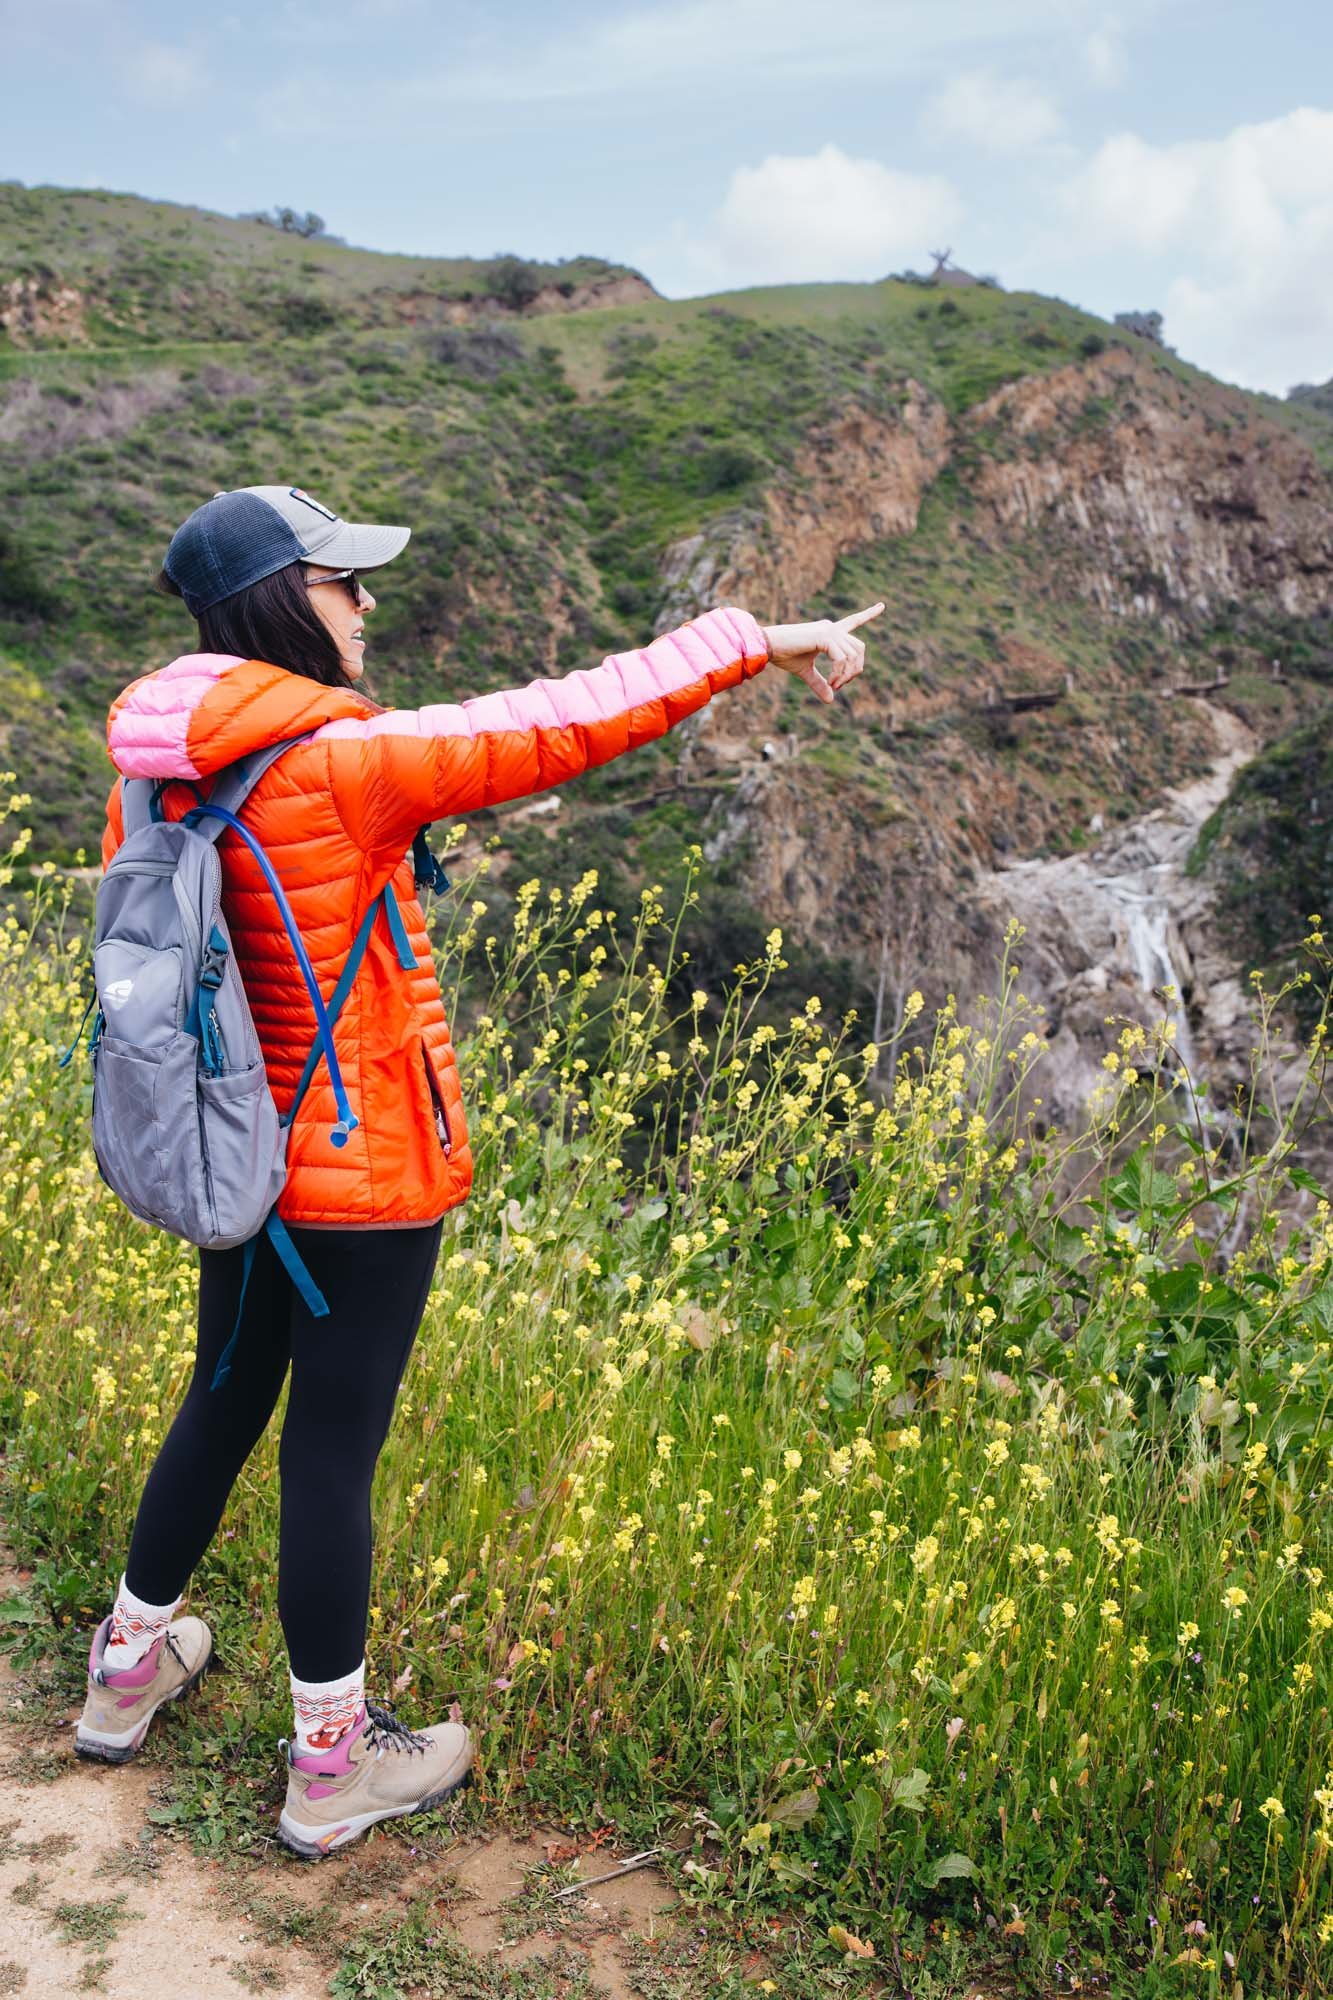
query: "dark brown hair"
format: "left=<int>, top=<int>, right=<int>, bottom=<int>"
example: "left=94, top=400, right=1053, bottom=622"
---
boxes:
left=155, top=560, right=357, bottom=691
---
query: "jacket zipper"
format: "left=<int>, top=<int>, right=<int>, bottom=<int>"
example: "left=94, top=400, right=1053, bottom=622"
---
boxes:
left=419, top=1040, right=454, bottom=1157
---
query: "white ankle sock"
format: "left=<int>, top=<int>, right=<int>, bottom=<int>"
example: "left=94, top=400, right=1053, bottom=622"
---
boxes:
left=102, top=1574, right=181, bottom=1676
left=290, top=1661, right=366, bottom=1758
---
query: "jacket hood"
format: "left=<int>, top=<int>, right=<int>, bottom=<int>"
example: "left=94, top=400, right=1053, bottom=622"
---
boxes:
left=107, top=653, right=373, bottom=782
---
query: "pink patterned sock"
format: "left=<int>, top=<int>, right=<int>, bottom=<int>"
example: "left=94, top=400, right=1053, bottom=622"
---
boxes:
left=102, top=1574, right=181, bottom=1677
left=291, top=1661, right=366, bottom=1759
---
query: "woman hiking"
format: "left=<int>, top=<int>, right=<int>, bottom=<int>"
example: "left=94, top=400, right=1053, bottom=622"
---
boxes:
left=74, top=482, right=883, bottom=1857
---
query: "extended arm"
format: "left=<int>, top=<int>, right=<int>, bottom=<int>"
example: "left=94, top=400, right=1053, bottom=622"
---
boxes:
left=323, top=606, right=770, bottom=854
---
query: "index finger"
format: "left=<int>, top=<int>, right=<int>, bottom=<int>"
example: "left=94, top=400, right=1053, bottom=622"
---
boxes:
left=835, top=601, right=886, bottom=634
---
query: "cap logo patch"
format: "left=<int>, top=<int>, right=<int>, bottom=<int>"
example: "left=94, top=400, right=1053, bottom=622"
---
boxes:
left=288, top=488, right=338, bottom=521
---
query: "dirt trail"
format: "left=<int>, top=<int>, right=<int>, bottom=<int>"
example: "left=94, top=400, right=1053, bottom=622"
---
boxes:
left=0, top=1749, right=323, bottom=1998
left=0, top=1559, right=684, bottom=1999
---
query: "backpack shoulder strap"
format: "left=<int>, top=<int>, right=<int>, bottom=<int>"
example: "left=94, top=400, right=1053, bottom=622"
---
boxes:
left=119, top=775, right=172, bottom=841
left=194, top=732, right=315, bottom=832
left=116, top=734, right=311, bottom=847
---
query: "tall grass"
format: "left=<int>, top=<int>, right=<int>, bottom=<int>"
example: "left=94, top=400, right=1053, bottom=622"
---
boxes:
left=1, top=782, right=1331, bottom=1996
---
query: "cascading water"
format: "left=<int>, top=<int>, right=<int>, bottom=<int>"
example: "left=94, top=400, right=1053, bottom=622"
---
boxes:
left=975, top=719, right=1255, bottom=1139
left=1097, top=864, right=1206, bottom=1122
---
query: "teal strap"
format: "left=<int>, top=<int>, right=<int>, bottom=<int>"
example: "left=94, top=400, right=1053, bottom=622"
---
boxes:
left=210, top=1216, right=330, bottom=1394
left=57, top=991, right=99, bottom=1069
left=382, top=879, right=418, bottom=971
left=201, top=1006, right=226, bottom=1075
left=412, top=828, right=450, bottom=895
left=280, top=889, right=383, bottom=1134
left=264, top=1213, right=329, bottom=1319
left=209, top=875, right=401, bottom=1394
left=211, top=1236, right=257, bottom=1391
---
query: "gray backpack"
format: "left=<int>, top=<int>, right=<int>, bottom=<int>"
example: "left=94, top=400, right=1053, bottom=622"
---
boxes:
left=61, top=735, right=449, bottom=1387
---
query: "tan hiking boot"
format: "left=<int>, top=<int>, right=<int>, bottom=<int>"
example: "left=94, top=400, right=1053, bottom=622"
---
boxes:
left=278, top=1698, right=473, bottom=1858
left=75, top=1613, right=214, bottom=1763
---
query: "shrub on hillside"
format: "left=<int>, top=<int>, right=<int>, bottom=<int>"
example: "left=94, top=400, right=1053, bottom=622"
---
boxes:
left=484, top=255, right=544, bottom=312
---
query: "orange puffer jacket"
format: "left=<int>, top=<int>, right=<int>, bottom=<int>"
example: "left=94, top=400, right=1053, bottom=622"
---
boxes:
left=102, top=607, right=770, bottom=1228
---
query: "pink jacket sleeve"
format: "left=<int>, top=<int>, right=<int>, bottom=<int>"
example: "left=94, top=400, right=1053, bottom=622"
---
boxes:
left=319, top=607, right=769, bottom=855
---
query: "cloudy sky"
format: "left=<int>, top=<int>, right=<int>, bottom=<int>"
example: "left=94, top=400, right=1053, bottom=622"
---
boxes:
left=5, top=0, right=1332, bottom=393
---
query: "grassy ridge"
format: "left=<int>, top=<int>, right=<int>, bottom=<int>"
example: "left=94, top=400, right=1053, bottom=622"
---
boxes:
left=2, top=794, right=1332, bottom=1994
left=1, top=184, right=639, bottom=343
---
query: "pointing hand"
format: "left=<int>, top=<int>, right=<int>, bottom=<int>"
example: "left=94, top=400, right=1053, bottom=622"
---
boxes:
left=761, top=602, right=885, bottom=704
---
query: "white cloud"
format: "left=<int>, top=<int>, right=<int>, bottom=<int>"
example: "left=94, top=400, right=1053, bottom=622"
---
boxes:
left=654, top=145, right=963, bottom=294
left=922, top=70, right=1065, bottom=153
left=1067, top=131, right=1201, bottom=252
left=1063, top=108, right=1333, bottom=391
left=1083, top=20, right=1127, bottom=88
left=125, top=41, right=204, bottom=101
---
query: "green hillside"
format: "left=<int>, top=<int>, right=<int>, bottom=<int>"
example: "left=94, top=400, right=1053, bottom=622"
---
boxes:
left=2, top=185, right=1330, bottom=1019
left=1289, top=375, right=1333, bottom=422
left=0, top=184, right=643, bottom=344
left=0, top=197, right=1155, bottom=838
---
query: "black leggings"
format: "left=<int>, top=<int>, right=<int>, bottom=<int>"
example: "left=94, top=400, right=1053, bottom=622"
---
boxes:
left=124, top=1220, right=443, bottom=1682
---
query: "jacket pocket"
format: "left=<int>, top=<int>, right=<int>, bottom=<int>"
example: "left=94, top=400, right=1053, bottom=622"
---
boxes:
left=418, top=1037, right=456, bottom=1157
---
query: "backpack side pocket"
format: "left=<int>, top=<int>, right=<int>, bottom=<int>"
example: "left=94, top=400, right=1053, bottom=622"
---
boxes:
left=197, top=1062, right=286, bottom=1245
left=91, top=1029, right=212, bottom=1237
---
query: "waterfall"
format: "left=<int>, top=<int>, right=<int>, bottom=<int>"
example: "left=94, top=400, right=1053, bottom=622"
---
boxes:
left=976, top=725, right=1255, bottom=1136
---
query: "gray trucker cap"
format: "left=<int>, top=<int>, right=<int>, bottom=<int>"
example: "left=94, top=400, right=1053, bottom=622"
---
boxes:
left=162, top=485, right=410, bottom=616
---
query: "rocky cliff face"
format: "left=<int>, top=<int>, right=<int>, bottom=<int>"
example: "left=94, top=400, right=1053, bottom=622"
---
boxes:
left=659, top=385, right=950, bottom=628
left=666, top=347, right=1332, bottom=641
left=969, top=350, right=1333, bottom=621
left=971, top=709, right=1258, bottom=1120
left=659, top=347, right=1331, bottom=1131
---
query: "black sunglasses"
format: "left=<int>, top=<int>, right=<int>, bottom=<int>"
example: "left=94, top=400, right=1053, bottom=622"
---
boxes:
left=304, top=568, right=364, bottom=607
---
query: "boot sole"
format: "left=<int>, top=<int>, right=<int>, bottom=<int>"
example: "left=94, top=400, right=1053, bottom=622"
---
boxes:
left=74, top=1640, right=217, bottom=1766
left=277, top=1763, right=474, bottom=1860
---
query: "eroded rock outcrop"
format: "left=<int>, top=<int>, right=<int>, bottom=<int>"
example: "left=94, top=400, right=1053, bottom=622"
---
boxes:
left=0, top=276, right=89, bottom=343
left=969, top=349, right=1333, bottom=620
left=659, top=383, right=950, bottom=629
left=971, top=709, right=1260, bottom=1124
left=396, top=272, right=657, bottom=329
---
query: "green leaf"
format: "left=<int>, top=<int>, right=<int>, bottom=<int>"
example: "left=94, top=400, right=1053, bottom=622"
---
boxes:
left=767, top=1786, right=820, bottom=1828
left=826, top=1368, right=860, bottom=1411
left=1148, top=1267, right=1203, bottom=1315
left=768, top=1853, right=819, bottom=1888
left=1110, top=1148, right=1178, bottom=1215
left=1305, top=1287, right=1333, bottom=1334
left=921, top=1851, right=977, bottom=1888
left=820, top=1789, right=851, bottom=1844
left=0, top=1591, right=43, bottom=1627
left=888, top=1766, right=930, bottom=1814
left=849, top=1782, right=884, bottom=1862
